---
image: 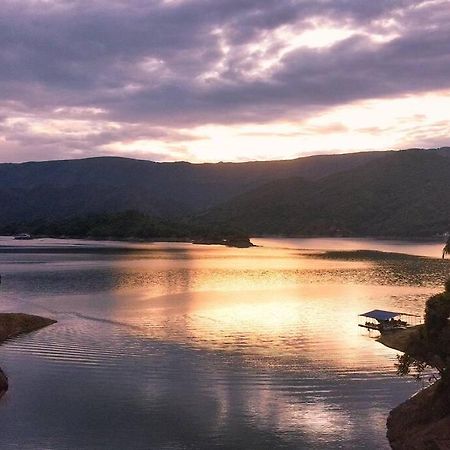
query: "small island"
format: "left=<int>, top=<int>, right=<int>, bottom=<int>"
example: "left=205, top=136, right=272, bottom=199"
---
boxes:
left=4, top=210, right=255, bottom=249
left=192, top=236, right=255, bottom=248
left=0, top=313, right=56, bottom=397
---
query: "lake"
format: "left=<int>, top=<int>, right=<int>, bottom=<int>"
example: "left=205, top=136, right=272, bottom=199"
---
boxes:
left=0, top=237, right=448, bottom=449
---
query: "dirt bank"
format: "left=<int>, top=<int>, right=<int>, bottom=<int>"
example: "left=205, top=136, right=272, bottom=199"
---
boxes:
left=377, top=325, right=422, bottom=353
left=0, top=313, right=56, bottom=397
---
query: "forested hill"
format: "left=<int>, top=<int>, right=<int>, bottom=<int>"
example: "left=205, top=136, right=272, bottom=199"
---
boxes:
left=202, top=148, right=450, bottom=237
left=0, top=150, right=385, bottom=222
left=1, top=147, right=450, bottom=238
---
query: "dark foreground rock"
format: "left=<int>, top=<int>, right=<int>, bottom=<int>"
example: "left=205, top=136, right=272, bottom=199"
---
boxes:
left=0, top=367, right=7, bottom=398
left=377, top=327, right=450, bottom=449
left=387, top=381, right=450, bottom=449
left=0, top=313, right=57, bottom=397
left=0, top=313, right=56, bottom=342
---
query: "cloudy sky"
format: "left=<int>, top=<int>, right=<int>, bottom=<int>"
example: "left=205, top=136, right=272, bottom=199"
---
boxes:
left=1, top=0, right=450, bottom=163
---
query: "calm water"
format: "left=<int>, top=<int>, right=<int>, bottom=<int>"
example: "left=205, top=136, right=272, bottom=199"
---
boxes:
left=0, top=237, right=448, bottom=449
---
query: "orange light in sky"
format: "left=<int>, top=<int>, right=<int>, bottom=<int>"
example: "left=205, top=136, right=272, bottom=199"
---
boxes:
left=101, top=90, right=450, bottom=162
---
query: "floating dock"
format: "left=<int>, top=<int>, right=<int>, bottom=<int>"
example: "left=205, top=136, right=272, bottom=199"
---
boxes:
left=358, top=309, right=422, bottom=332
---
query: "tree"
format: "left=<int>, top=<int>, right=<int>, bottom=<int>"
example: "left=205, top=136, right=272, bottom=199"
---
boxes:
left=396, top=279, right=450, bottom=386
left=443, top=236, right=450, bottom=259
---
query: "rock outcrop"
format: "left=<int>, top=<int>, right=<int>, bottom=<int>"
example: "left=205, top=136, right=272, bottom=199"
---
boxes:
left=387, top=381, right=450, bottom=449
left=0, top=313, right=56, bottom=342
left=0, top=313, right=56, bottom=399
left=0, top=367, right=7, bottom=397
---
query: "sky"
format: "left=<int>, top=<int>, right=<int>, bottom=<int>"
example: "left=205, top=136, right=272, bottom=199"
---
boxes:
left=1, top=0, right=450, bottom=163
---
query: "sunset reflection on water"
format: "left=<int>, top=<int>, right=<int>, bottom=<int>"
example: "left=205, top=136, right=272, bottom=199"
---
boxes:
left=0, top=237, right=448, bottom=449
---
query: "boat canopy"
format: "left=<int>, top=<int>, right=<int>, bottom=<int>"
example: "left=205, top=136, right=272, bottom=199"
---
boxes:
left=359, top=309, right=413, bottom=321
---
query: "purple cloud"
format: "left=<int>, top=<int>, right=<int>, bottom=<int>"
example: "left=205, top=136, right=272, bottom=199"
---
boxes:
left=0, top=0, right=449, bottom=161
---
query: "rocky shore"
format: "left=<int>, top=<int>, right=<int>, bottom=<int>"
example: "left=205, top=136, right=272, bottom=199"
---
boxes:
left=387, top=381, right=450, bottom=449
left=377, top=327, right=450, bottom=449
left=0, top=313, right=56, bottom=397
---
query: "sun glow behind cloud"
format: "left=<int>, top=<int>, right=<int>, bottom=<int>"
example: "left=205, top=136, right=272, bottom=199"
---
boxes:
left=2, top=89, right=450, bottom=163
left=209, top=23, right=357, bottom=81
left=100, top=90, right=450, bottom=162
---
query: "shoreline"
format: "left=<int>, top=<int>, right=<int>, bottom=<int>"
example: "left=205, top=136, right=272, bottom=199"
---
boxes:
left=386, top=381, right=450, bottom=449
left=0, top=313, right=57, bottom=397
left=251, top=234, right=447, bottom=242
left=2, top=233, right=446, bottom=243
left=1, top=235, right=255, bottom=248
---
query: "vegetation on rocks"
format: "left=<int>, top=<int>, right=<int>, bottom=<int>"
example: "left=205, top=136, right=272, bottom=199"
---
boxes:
left=387, top=279, right=450, bottom=449
left=396, top=279, right=450, bottom=383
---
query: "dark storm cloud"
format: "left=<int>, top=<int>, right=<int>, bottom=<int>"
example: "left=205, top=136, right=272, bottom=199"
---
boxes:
left=0, top=0, right=449, bottom=159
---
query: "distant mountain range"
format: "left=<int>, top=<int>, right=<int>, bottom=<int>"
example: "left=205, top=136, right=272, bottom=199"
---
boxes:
left=1, top=147, right=449, bottom=238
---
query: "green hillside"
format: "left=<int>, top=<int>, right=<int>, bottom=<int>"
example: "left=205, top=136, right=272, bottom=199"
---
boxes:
left=202, top=149, right=450, bottom=237
left=1, top=147, right=450, bottom=238
left=0, top=151, right=384, bottom=223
